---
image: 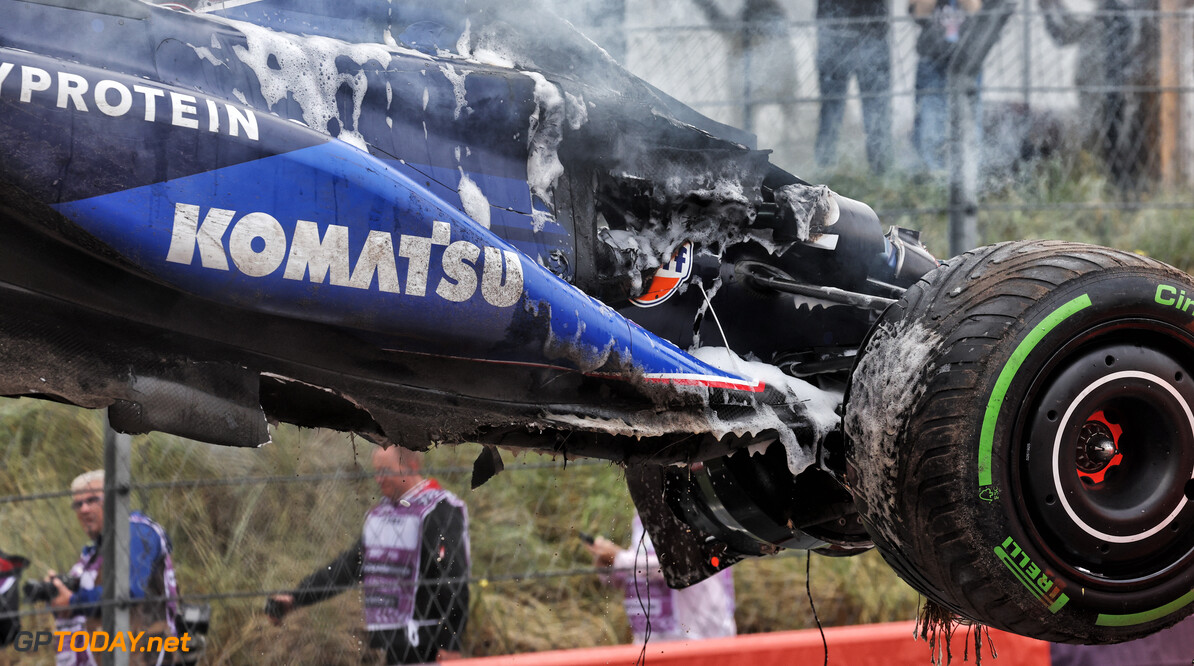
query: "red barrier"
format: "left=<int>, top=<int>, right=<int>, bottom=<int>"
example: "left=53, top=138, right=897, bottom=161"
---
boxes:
left=456, top=620, right=1051, bottom=666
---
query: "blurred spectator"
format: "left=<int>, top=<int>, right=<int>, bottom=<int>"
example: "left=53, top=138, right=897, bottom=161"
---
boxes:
left=587, top=513, right=736, bottom=643
left=1051, top=613, right=1194, bottom=665
left=50, top=469, right=181, bottom=666
left=692, top=0, right=798, bottom=140
left=814, top=0, right=893, bottom=174
left=1039, top=0, right=1153, bottom=191
left=268, top=446, right=470, bottom=664
left=911, top=0, right=983, bottom=171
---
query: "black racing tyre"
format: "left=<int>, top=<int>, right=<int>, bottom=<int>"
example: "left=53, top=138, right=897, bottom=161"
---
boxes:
left=844, top=240, right=1194, bottom=644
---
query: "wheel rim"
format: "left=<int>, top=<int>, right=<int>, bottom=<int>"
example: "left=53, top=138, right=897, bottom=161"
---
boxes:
left=1021, top=339, right=1194, bottom=588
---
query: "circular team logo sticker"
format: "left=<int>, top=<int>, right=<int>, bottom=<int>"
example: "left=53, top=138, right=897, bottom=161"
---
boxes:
left=631, top=242, right=694, bottom=308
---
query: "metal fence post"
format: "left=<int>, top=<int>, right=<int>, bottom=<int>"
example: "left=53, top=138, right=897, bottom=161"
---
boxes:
left=947, top=83, right=980, bottom=257
left=1021, top=0, right=1031, bottom=107
left=948, top=0, right=1015, bottom=257
left=101, top=411, right=131, bottom=666
left=742, top=20, right=754, bottom=134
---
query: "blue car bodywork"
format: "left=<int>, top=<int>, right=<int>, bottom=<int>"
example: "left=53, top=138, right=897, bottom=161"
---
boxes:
left=0, top=0, right=934, bottom=601
left=11, top=1, right=1194, bottom=647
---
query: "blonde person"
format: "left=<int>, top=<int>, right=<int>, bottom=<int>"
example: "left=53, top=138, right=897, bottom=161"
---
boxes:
left=48, top=470, right=180, bottom=666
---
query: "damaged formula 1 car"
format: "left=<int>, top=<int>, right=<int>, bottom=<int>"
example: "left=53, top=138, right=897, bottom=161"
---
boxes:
left=4, top=0, right=1194, bottom=646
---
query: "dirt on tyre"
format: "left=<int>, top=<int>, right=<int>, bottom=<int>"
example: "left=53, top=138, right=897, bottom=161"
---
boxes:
left=844, top=240, right=1194, bottom=644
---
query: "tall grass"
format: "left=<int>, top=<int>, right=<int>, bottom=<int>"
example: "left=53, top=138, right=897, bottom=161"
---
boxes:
left=8, top=152, right=1186, bottom=661
left=0, top=399, right=918, bottom=664
left=821, top=151, right=1194, bottom=273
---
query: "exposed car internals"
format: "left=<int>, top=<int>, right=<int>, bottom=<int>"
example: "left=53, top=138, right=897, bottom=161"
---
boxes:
left=3, top=0, right=1194, bottom=646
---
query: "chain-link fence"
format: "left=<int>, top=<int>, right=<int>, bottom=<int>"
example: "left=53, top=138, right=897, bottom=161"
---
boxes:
left=9, top=3, right=1193, bottom=663
left=557, top=0, right=1194, bottom=267
left=0, top=399, right=918, bottom=665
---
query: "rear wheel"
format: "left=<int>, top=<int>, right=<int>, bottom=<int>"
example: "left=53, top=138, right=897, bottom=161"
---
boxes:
left=844, top=240, right=1194, bottom=643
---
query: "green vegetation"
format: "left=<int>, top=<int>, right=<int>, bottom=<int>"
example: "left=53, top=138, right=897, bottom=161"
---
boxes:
left=819, top=155, right=1194, bottom=274
left=3, top=152, right=1189, bottom=663
left=0, top=400, right=919, bottom=664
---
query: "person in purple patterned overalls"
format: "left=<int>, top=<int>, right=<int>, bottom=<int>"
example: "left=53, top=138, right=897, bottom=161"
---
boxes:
left=268, top=446, right=470, bottom=665
left=47, top=470, right=180, bottom=666
left=588, top=513, right=736, bottom=644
